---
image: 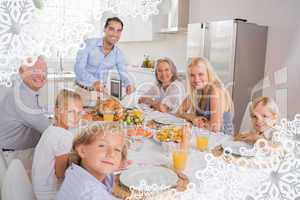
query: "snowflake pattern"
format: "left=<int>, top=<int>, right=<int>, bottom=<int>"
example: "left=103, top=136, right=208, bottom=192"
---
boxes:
left=126, top=180, right=173, bottom=200
left=251, top=153, right=300, bottom=200
left=0, top=0, right=38, bottom=57
left=154, top=116, right=300, bottom=200
left=193, top=154, right=266, bottom=200
left=92, top=0, right=161, bottom=21
left=0, top=0, right=40, bottom=85
left=275, top=114, right=300, bottom=159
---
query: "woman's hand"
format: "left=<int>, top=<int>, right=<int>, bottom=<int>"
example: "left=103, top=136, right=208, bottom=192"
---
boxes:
left=138, top=97, right=152, bottom=105
left=192, top=116, right=208, bottom=128
left=234, top=132, right=261, bottom=144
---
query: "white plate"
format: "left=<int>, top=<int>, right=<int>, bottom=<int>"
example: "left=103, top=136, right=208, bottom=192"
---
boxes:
left=120, top=166, right=178, bottom=192
left=221, top=140, right=256, bottom=157
left=153, top=133, right=161, bottom=143
left=153, top=116, right=187, bottom=126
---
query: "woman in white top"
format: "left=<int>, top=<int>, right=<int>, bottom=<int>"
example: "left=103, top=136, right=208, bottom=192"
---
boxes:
left=32, top=89, right=83, bottom=200
left=138, top=57, right=185, bottom=114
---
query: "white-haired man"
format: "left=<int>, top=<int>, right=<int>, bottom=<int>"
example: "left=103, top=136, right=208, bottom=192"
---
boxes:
left=0, top=56, right=50, bottom=166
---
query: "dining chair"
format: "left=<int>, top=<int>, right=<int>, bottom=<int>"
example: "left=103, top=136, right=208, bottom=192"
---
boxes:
left=0, top=150, right=8, bottom=200
left=1, top=159, right=35, bottom=200
left=0, top=85, right=10, bottom=102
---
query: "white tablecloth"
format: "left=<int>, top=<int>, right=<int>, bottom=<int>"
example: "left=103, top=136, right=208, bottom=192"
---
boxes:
left=127, top=127, right=231, bottom=185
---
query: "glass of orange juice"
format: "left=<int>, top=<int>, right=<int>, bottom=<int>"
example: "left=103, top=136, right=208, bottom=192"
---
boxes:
left=172, top=148, right=188, bottom=171
left=196, top=135, right=209, bottom=151
left=193, top=127, right=209, bottom=151
left=103, top=112, right=114, bottom=121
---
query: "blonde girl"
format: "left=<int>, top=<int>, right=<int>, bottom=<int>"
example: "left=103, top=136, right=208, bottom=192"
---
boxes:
left=56, top=122, right=128, bottom=200
left=235, top=96, right=279, bottom=144
left=176, top=57, right=233, bottom=134
left=32, top=89, right=83, bottom=200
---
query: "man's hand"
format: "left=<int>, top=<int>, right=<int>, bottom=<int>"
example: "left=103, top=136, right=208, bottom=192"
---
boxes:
left=93, top=81, right=104, bottom=92
left=126, top=85, right=135, bottom=95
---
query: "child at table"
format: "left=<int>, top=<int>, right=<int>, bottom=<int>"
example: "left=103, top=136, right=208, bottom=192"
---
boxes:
left=234, top=96, right=279, bottom=145
left=32, top=89, right=83, bottom=200
left=56, top=122, right=129, bottom=200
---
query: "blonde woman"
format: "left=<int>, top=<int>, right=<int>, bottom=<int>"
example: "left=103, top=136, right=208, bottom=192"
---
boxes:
left=138, top=58, right=185, bottom=114
left=235, top=96, right=279, bottom=144
left=176, top=57, right=233, bottom=134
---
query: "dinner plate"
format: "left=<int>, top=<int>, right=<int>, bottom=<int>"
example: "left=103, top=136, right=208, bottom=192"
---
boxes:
left=153, top=115, right=187, bottom=126
left=221, top=140, right=256, bottom=157
left=120, top=166, right=178, bottom=192
left=153, top=133, right=161, bottom=143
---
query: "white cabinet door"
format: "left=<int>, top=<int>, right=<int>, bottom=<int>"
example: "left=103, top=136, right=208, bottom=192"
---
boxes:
left=120, top=17, right=153, bottom=42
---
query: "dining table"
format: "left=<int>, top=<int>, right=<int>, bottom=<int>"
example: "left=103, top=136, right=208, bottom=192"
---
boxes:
left=107, top=103, right=275, bottom=200
left=82, top=99, right=285, bottom=200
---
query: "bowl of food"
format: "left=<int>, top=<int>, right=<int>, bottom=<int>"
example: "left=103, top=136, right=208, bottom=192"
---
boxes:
left=155, top=126, right=184, bottom=143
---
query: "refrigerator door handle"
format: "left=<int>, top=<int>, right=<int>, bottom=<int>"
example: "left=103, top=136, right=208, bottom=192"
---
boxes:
left=200, top=23, right=206, bottom=57
left=202, top=22, right=210, bottom=59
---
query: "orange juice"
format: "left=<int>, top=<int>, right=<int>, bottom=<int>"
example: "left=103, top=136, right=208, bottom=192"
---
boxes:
left=103, top=113, right=114, bottom=121
left=196, top=136, right=209, bottom=151
left=172, top=150, right=187, bottom=171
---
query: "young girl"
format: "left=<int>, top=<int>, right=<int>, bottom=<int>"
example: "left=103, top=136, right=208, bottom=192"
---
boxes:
left=176, top=57, right=234, bottom=134
left=235, top=96, right=279, bottom=145
left=56, top=122, right=128, bottom=200
left=138, top=58, right=185, bottom=114
left=32, top=89, right=83, bottom=200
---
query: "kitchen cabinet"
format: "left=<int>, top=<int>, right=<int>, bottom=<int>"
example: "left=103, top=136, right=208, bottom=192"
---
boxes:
left=120, top=17, right=153, bottom=42
left=100, top=11, right=153, bottom=42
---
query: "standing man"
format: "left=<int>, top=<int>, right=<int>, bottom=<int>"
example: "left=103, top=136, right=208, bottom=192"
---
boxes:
left=74, top=17, right=134, bottom=105
left=0, top=56, right=50, bottom=166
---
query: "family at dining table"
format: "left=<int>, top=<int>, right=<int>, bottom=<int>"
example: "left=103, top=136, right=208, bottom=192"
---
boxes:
left=0, top=16, right=281, bottom=200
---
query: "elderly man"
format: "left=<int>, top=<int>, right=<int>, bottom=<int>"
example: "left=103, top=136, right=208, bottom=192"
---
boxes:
left=0, top=56, right=50, bottom=166
left=74, top=17, right=134, bottom=105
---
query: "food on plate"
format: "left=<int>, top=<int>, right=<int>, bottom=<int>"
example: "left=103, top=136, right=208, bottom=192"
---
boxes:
left=127, top=126, right=152, bottom=137
left=124, top=109, right=144, bottom=126
left=156, top=126, right=184, bottom=143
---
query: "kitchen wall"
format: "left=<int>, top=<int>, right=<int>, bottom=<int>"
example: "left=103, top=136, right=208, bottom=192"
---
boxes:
left=118, top=32, right=188, bottom=72
left=189, top=0, right=300, bottom=119
left=52, top=0, right=300, bottom=119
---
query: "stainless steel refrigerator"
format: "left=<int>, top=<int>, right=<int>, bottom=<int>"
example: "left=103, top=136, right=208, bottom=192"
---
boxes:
left=187, top=19, right=268, bottom=132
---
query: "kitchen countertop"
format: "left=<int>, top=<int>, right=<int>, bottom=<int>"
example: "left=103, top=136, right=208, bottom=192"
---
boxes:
left=47, top=72, right=75, bottom=79
left=47, top=66, right=186, bottom=79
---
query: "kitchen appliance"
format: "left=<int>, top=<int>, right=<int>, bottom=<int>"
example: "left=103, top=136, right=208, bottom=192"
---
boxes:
left=187, top=19, right=268, bottom=131
left=110, top=78, right=122, bottom=100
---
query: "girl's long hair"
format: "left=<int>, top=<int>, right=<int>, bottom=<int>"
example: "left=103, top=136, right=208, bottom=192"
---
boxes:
left=186, top=57, right=233, bottom=114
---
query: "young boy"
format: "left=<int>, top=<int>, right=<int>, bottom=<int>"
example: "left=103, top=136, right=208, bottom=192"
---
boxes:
left=56, top=122, right=128, bottom=200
